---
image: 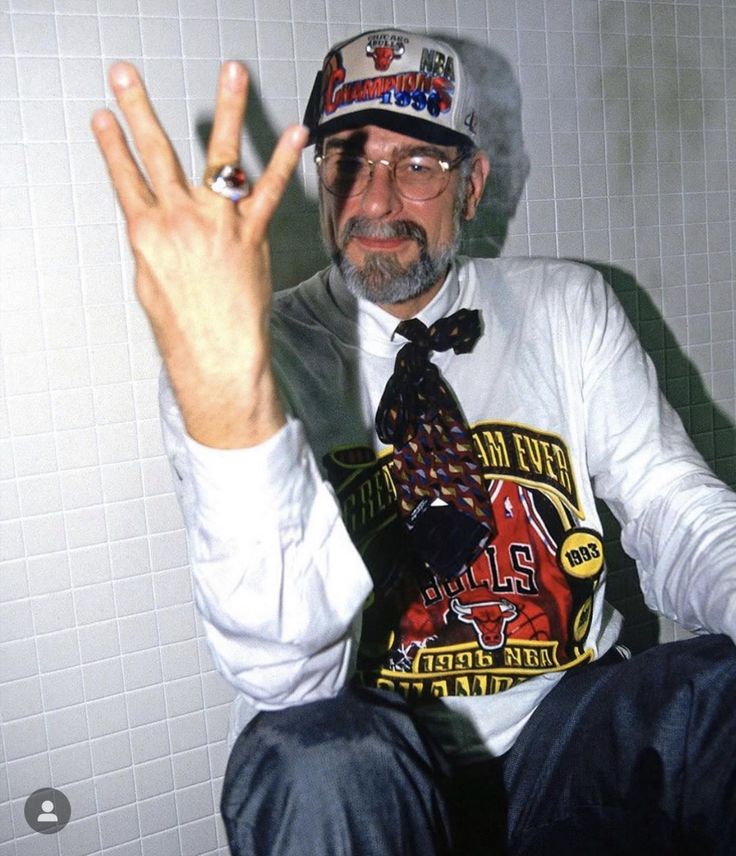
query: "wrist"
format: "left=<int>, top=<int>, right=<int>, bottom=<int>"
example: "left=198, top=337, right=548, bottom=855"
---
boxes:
left=168, top=351, right=286, bottom=449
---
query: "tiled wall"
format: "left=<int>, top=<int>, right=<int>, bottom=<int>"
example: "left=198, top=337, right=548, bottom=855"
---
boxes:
left=1, top=1, right=734, bottom=853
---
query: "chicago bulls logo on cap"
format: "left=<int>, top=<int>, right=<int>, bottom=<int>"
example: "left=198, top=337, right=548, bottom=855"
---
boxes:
left=365, top=34, right=407, bottom=71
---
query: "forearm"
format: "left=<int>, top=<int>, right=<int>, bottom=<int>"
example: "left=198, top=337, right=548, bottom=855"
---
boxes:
left=164, top=332, right=286, bottom=449
left=161, top=382, right=373, bottom=706
left=621, top=474, right=736, bottom=641
left=577, top=270, right=736, bottom=641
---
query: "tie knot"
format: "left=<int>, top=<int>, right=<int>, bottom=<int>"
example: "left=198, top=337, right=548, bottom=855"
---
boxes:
left=376, top=308, right=483, bottom=446
left=395, top=308, right=481, bottom=355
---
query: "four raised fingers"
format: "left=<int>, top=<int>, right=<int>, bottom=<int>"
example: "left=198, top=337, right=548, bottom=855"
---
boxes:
left=92, top=58, right=307, bottom=238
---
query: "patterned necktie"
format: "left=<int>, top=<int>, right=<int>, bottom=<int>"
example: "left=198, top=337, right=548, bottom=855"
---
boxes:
left=375, top=308, right=496, bottom=579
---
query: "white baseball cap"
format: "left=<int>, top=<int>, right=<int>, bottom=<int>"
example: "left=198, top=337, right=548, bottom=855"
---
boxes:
left=303, top=28, right=480, bottom=148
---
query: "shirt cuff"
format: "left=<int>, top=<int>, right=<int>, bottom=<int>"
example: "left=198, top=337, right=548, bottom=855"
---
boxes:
left=181, top=416, right=317, bottom=534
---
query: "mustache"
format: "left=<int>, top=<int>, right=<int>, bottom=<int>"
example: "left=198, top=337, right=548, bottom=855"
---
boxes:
left=340, top=218, right=428, bottom=248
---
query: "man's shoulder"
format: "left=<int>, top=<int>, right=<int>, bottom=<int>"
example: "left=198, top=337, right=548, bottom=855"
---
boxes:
left=463, top=254, right=600, bottom=286
left=272, top=266, right=332, bottom=320
left=460, top=255, right=604, bottom=313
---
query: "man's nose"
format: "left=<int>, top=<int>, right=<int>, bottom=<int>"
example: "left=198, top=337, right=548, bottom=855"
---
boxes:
left=359, top=161, right=403, bottom=218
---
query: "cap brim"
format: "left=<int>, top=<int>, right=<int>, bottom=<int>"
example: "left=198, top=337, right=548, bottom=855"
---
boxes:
left=308, top=109, right=473, bottom=149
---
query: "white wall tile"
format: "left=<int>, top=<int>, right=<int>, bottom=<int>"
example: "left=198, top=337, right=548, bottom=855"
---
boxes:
left=125, top=684, right=166, bottom=730
left=57, top=16, right=102, bottom=57
left=40, top=665, right=85, bottom=711
left=36, top=628, right=80, bottom=673
left=28, top=588, right=72, bottom=635
left=68, top=543, right=111, bottom=587
left=175, top=780, right=213, bottom=824
left=121, top=649, right=163, bottom=692
left=138, top=791, right=177, bottom=836
left=0, top=520, right=25, bottom=561
left=0, top=638, right=37, bottom=683
left=13, top=832, right=60, bottom=856
left=96, top=422, right=140, bottom=465
left=4, top=353, right=47, bottom=396
left=96, top=804, right=140, bottom=849
left=50, top=741, right=94, bottom=785
left=21, top=98, right=68, bottom=141
left=130, top=721, right=170, bottom=765
left=164, top=676, right=203, bottom=718
left=90, top=731, right=132, bottom=777
left=60, top=467, right=104, bottom=511
left=22, top=512, right=67, bottom=555
left=141, top=57, right=187, bottom=98
left=16, top=473, right=62, bottom=517
left=140, top=828, right=181, bottom=856
left=160, top=639, right=200, bottom=684
left=179, top=815, right=219, bottom=856
left=113, top=575, right=155, bottom=618
left=105, top=498, right=146, bottom=542
left=86, top=695, right=129, bottom=740
left=168, top=710, right=207, bottom=754
left=98, top=16, right=143, bottom=58
left=0, top=185, right=31, bottom=227
left=60, top=815, right=102, bottom=856
left=94, top=767, right=135, bottom=813
left=5, top=752, right=52, bottom=801
left=118, top=611, right=158, bottom=655
left=133, top=756, right=174, bottom=802
left=1, top=675, right=43, bottom=721
left=143, top=493, right=183, bottom=534
left=47, top=350, right=90, bottom=391
left=83, top=658, right=125, bottom=702
left=201, top=670, right=233, bottom=708
left=171, top=745, right=210, bottom=789
left=78, top=619, right=121, bottom=664
left=3, top=716, right=48, bottom=762
left=157, top=602, right=197, bottom=645
left=65, top=505, right=109, bottom=550
left=74, top=582, right=116, bottom=626
left=45, top=704, right=90, bottom=751
left=56, top=427, right=99, bottom=471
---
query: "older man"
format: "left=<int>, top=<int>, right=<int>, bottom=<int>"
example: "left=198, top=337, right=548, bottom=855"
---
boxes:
left=93, top=28, right=736, bottom=856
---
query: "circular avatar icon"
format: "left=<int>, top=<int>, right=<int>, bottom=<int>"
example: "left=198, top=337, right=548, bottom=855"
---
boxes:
left=24, top=788, right=71, bottom=834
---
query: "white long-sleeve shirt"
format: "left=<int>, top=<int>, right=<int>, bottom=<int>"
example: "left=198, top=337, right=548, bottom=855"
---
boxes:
left=161, top=256, right=736, bottom=759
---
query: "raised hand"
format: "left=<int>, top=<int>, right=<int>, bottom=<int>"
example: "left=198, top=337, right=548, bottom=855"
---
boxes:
left=91, top=61, right=307, bottom=448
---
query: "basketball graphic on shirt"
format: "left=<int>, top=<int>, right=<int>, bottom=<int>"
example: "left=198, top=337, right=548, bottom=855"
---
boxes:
left=506, top=600, right=552, bottom=642
left=323, top=420, right=605, bottom=700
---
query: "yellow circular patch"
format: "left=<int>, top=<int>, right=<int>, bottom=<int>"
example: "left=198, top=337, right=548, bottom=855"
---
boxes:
left=558, top=529, right=605, bottom=579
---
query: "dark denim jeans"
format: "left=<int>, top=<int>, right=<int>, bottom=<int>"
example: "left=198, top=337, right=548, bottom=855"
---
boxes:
left=221, top=635, right=736, bottom=855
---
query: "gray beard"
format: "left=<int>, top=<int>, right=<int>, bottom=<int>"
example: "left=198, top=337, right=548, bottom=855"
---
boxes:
left=331, top=218, right=461, bottom=306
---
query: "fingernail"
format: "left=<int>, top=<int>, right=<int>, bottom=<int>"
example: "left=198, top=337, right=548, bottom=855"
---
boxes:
left=290, top=125, right=309, bottom=147
left=110, top=62, right=135, bottom=89
left=224, top=61, right=245, bottom=91
left=91, top=109, right=113, bottom=131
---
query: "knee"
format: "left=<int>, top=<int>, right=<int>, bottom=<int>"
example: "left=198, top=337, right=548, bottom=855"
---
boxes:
left=224, top=686, right=446, bottom=802
left=221, top=687, right=452, bottom=855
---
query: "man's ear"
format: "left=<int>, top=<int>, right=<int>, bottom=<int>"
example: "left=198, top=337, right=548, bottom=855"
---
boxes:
left=463, top=151, right=490, bottom=221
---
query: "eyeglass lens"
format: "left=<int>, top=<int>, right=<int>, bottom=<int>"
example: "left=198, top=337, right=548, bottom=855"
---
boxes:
left=320, top=154, right=451, bottom=201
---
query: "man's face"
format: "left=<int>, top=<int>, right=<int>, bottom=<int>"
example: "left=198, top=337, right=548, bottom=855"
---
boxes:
left=318, top=125, right=483, bottom=311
